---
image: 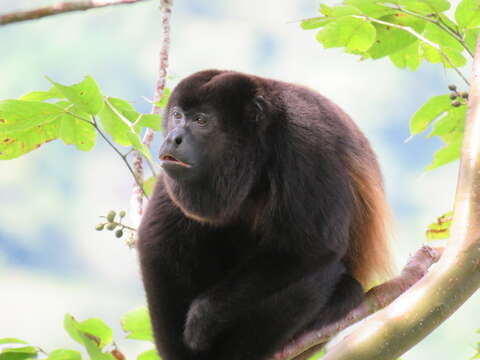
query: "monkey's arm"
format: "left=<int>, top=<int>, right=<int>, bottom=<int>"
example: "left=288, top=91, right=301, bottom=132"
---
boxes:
left=184, top=251, right=346, bottom=352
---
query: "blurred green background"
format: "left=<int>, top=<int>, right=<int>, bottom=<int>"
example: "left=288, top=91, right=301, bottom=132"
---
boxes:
left=0, top=0, right=478, bottom=358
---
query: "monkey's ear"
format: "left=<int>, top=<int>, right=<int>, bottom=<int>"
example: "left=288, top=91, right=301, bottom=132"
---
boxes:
left=253, top=95, right=269, bottom=123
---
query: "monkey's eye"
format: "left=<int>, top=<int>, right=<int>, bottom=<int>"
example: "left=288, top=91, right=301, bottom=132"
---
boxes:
left=194, top=115, right=208, bottom=126
left=173, top=111, right=182, bottom=120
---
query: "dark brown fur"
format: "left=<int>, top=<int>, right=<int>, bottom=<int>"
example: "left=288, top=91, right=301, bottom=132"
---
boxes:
left=137, top=70, right=392, bottom=360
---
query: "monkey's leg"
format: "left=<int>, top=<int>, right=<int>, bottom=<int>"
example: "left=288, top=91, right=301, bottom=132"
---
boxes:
left=201, top=263, right=349, bottom=360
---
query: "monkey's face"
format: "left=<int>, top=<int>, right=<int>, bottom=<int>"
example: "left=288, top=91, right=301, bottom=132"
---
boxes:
left=159, top=104, right=228, bottom=183
left=158, top=70, right=269, bottom=223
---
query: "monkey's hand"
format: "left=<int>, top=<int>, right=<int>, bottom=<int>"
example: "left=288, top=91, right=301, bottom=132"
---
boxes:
left=184, top=297, right=226, bottom=352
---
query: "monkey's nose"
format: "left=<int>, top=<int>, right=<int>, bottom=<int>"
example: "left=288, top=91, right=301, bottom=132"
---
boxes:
left=166, top=127, right=186, bottom=147
left=174, top=135, right=183, bottom=145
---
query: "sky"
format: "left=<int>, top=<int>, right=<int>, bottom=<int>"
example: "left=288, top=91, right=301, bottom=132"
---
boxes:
left=0, top=0, right=479, bottom=359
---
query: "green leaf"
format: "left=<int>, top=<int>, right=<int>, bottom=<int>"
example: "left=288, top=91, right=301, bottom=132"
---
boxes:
left=136, top=114, right=162, bottom=131
left=0, top=100, right=64, bottom=133
left=398, top=0, right=450, bottom=14
left=421, top=43, right=443, bottom=64
left=410, top=95, right=451, bottom=135
left=98, top=98, right=138, bottom=146
left=319, top=3, right=333, bottom=15
left=1, top=348, right=37, bottom=355
left=465, top=28, right=480, bottom=54
left=20, top=87, right=64, bottom=101
left=0, top=351, right=37, bottom=360
left=126, top=132, right=153, bottom=162
left=316, top=17, right=376, bottom=53
left=429, top=105, right=467, bottom=137
left=0, top=340, right=28, bottom=345
left=0, top=343, right=38, bottom=360
left=420, top=23, right=467, bottom=67
left=121, top=307, right=154, bottom=342
left=421, top=43, right=466, bottom=70
left=426, top=211, right=453, bottom=241
left=441, top=48, right=467, bottom=68
left=155, top=88, right=171, bottom=109
left=143, top=176, right=158, bottom=197
left=302, top=6, right=363, bottom=30
left=0, top=121, right=59, bottom=160
left=47, top=350, right=82, bottom=360
left=389, top=41, right=421, bottom=70
left=329, top=5, right=362, bottom=17
left=367, top=13, right=425, bottom=59
left=54, top=102, right=96, bottom=151
left=345, top=0, right=397, bottom=17
left=301, top=17, right=332, bottom=30
left=64, top=314, right=115, bottom=360
left=77, top=319, right=113, bottom=349
left=307, top=350, right=325, bottom=360
left=58, top=115, right=96, bottom=151
left=427, top=134, right=462, bottom=170
left=0, top=354, right=35, bottom=360
left=136, top=350, right=160, bottom=360
left=47, top=76, right=104, bottom=115
left=423, top=23, right=463, bottom=51
left=455, top=0, right=480, bottom=29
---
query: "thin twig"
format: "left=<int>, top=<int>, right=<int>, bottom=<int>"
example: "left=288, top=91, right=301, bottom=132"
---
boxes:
left=352, top=15, right=471, bottom=85
left=0, top=0, right=151, bottom=26
left=93, top=118, right=149, bottom=199
left=65, top=110, right=148, bottom=198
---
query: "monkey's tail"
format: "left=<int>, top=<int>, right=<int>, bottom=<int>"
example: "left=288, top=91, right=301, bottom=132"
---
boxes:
left=344, top=150, right=395, bottom=289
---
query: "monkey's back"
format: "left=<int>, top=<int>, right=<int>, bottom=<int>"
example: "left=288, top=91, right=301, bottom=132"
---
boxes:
left=261, top=77, right=393, bottom=287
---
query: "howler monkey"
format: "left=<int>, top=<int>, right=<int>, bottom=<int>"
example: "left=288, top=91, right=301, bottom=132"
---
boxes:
left=137, top=70, right=392, bottom=360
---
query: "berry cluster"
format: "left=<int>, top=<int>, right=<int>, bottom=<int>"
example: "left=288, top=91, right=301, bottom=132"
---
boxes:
left=448, top=84, right=468, bottom=108
left=96, top=210, right=128, bottom=238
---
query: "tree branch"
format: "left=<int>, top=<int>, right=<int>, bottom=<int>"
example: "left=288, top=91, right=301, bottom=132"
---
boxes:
left=313, top=33, right=480, bottom=360
left=273, top=245, right=443, bottom=360
left=130, top=0, right=172, bottom=230
left=0, top=0, right=151, bottom=26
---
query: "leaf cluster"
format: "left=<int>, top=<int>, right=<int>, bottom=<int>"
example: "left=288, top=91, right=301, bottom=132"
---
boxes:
left=0, top=76, right=166, bottom=163
left=0, top=308, right=159, bottom=360
left=302, top=0, right=479, bottom=70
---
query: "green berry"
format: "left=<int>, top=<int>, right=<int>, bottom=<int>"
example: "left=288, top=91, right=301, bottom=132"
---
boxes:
left=106, top=210, right=116, bottom=222
left=449, top=93, right=457, bottom=100
left=95, top=224, right=105, bottom=231
left=119, top=210, right=126, bottom=218
left=448, top=84, right=457, bottom=91
left=451, top=100, right=461, bottom=107
left=106, top=223, right=117, bottom=231
left=115, top=229, right=124, bottom=238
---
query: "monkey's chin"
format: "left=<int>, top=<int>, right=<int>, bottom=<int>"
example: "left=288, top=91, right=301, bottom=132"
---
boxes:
left=162, top=161, right=202, bottom=184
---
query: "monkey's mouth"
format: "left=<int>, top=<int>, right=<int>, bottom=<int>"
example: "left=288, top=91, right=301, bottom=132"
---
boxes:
left=160, top=153, right=192, bottom=168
